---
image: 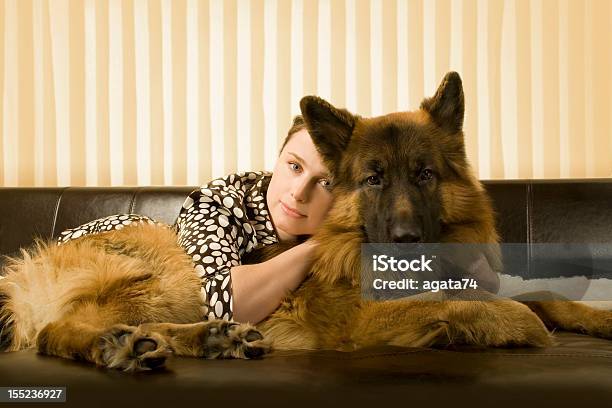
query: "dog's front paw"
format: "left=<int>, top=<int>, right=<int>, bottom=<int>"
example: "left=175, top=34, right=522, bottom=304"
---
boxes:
left=97, top=324, right=173, bottom=372
left=196, top=320, right=270, bottom=359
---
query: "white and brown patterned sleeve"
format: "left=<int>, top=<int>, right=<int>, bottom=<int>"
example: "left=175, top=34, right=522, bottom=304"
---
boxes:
left=56, top=214, right=163, bottom=244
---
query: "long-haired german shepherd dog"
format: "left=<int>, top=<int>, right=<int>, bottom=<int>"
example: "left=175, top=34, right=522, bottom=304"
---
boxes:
left=1, top=72, right=610, bottom=371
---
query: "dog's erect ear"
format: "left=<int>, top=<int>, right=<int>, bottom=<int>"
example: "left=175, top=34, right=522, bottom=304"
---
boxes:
left=300, top=96, right=356, bottom=161
left=420, top=71, right=464, bottom=134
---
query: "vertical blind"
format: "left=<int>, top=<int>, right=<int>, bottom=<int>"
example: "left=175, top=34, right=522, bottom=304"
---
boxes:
left=1, top=0, right=611, bottom=187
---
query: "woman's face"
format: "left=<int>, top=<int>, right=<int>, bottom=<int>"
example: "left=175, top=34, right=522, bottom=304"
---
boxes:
left=266, top=129, right=334, bottom=241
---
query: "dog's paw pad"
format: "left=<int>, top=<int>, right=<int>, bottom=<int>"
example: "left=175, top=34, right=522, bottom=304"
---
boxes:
left=244, top=330, right=264, bottom=343
left=198, top=321, right=270, bottom=359
left=98, top=325, right=172, bottom=372
left=134, top=338, right=158, bottom=355
left=225, top=324, right=270, bottom=359
left=243, top=342, right=267, bottom=359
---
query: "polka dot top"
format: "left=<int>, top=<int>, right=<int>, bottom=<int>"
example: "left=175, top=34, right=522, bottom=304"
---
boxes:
left=57, top=171, right=280, bottom=321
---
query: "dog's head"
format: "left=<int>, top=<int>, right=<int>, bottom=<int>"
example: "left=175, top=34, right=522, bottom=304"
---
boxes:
left=301, top=72, right=491, bottom=244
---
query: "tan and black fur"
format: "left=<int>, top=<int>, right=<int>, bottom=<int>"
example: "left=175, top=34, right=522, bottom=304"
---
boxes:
left=1, top=72, right=610, bottom=372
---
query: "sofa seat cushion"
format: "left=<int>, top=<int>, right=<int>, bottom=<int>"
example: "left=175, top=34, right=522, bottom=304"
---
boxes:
left=1, top=332, right=611, bottom=407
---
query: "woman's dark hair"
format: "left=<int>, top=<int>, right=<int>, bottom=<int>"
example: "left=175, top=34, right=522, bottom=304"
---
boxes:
left=279, top=115, right=307, bottom=154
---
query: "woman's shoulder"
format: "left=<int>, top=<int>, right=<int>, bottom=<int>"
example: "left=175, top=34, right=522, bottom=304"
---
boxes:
left=205, top=171, right=271, bottom=190
left=185, top=171, right=271, bottom=201
left=175, top=170, right=278, bottom=250
left=178, top=171, right=272, bottom=214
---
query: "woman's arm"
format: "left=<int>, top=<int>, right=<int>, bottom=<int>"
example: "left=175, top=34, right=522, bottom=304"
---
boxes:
left=230, top=241, right=317, bottom=324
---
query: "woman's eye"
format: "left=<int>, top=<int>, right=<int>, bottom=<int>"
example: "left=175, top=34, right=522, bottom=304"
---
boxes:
left=289, top=162, right=301, bottom=172
left=419, top=168, right=434, bottom=183
left=319, top=179, right=331, bottom=189
left=366, top=175, right=381, bottom=186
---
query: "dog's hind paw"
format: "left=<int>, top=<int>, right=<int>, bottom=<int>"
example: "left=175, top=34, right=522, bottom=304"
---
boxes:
left=446, top=300, right=554, bottom=348
left=98, top=324, right=173, bottom=372
left=586, top=311, right=612, bottom=339
left=195, top=320, right=270, bottom=359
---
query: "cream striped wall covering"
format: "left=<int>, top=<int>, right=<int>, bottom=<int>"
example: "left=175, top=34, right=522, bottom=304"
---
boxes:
left=1, top=0, right=611, bottom=187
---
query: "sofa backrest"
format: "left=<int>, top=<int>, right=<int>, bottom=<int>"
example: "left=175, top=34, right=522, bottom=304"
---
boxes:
left=0, top=187, right=193, bottom=264
left=1, top=180, right=612, bottom=267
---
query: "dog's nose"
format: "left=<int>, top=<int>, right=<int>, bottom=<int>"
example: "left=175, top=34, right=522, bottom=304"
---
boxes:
left=390, top=225, right=421, bottom=243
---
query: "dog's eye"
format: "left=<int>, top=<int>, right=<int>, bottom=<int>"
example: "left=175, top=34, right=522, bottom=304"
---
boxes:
left=319, top=178, right=332, bottom=190
left=366, top=175, right=381, bottom=186
left=419, top=169, right=434, bottom=183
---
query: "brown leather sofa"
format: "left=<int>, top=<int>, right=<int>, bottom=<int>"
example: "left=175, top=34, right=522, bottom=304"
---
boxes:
left=1, top=180, right=612, bottom=407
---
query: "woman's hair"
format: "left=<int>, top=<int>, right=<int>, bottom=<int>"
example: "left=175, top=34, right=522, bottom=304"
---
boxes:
left=279, top=115, right=306, bottom=154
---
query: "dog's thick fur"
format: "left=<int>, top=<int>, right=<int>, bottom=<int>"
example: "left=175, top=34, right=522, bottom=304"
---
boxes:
left=1, top=72, right=611, bottom=371
left=0, top=225, right=268, bottom=371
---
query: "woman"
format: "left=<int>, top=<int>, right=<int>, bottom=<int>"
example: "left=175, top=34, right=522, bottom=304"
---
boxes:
left=57, top=116, right=334, bottom=325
